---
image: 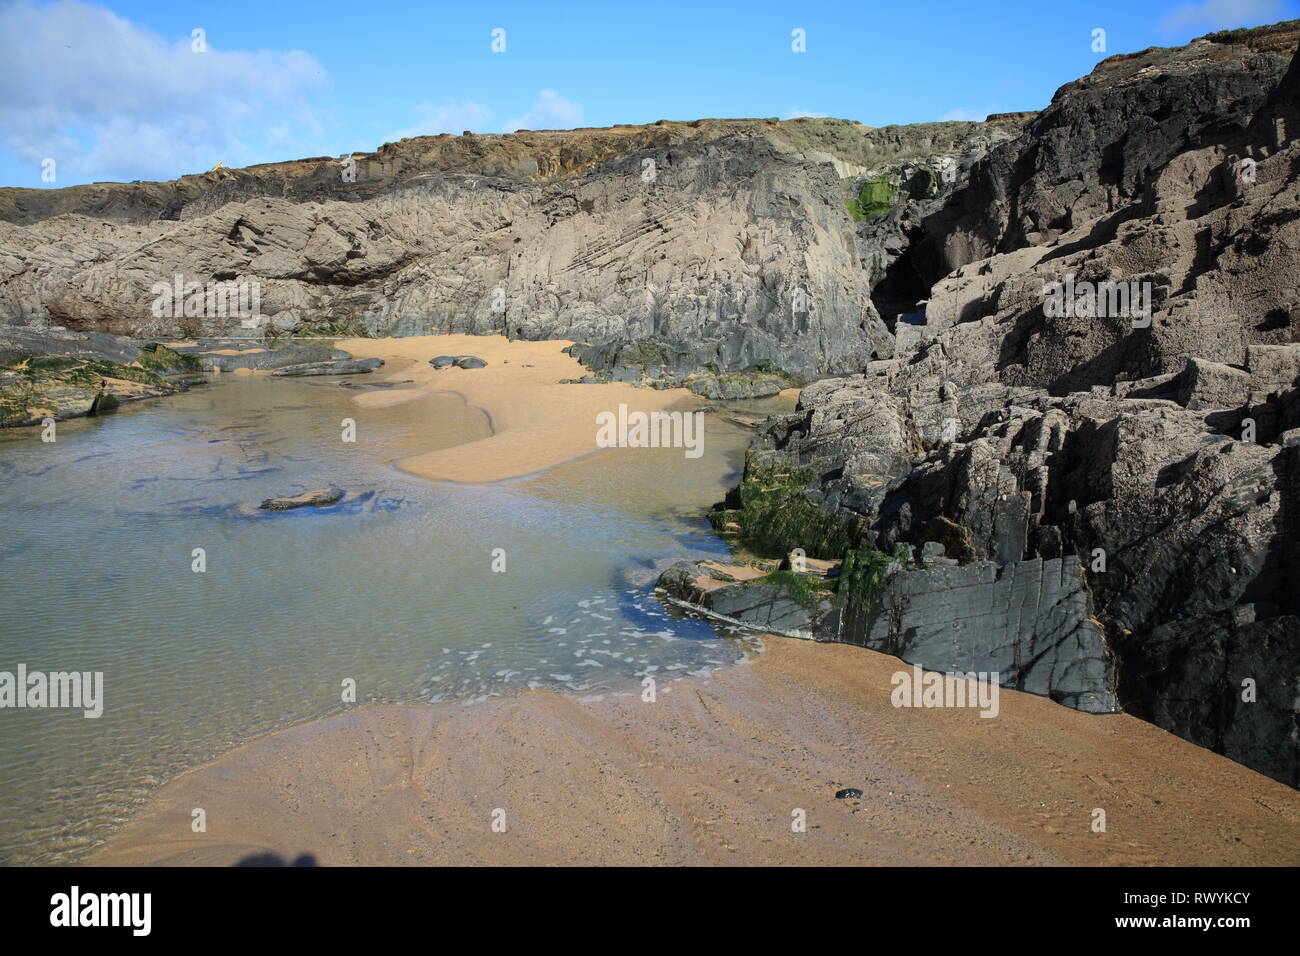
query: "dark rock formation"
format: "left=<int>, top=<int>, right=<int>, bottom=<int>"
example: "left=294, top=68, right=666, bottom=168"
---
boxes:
left=430, top=355, right=487, bottom=370
left=659, top=553, right=1118, bottom=714
left=0, top=330, right=202, bottom=426
left=845, top=557, right=1117, bottom=713
left=712, top=24, right=1300, bottom=785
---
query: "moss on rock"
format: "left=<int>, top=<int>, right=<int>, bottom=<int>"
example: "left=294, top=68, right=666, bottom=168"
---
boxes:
left=709, top=453, right=863, bottom=559
left=0, top=350, right=196, bottom=427
left=835, top=543, right=912, bottom=609
left=846, top=176, right=894, bottom=221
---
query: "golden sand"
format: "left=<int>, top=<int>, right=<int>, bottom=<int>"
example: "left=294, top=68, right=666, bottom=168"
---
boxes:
left=336, top=334, right=698, bottom=483
left=90, top=636, right=1300, bottom=866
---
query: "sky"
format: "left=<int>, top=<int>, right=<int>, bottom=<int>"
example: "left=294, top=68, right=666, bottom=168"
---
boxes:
left=1, top=0, right=1297, bottom=188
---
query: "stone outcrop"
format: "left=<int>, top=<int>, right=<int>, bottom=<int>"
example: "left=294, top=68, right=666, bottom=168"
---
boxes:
left=659, top=552, right=1117, bottom=714
left=844, top=557, right=1117, bottom=714
left=0, top=330, right=202, bottom=426
left=713, top=23, right=1300, bottom=786
left=0, top=117, right=1027, bottom=382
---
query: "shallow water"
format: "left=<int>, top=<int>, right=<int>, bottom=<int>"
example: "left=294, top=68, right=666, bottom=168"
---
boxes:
left=0, top=374, right=781, bottom=864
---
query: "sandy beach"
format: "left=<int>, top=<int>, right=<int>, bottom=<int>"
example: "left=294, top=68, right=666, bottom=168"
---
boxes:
left=77, top=335, right=1300, bottom=867
left=335, top=334, right=700, bottom=483
left=90, top=634, right=1300, bottom=867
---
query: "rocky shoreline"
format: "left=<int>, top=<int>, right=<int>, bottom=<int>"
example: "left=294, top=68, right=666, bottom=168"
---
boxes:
left=2, top=22, right=1297, bottom=789
left=663, top=23, right=1300, bottom=788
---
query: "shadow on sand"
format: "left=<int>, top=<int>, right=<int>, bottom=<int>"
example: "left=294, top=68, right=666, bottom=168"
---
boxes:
left=234, top=852, right=319, bottom=867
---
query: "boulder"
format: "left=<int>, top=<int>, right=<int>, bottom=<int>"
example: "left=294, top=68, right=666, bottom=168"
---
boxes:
left=429, top=355, right=487, bottom=369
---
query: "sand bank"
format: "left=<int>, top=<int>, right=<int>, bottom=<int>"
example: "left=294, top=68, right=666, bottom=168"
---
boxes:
left=90, top=636, right=1300, bottom=866
left=336, top=335, right=697, bottom=483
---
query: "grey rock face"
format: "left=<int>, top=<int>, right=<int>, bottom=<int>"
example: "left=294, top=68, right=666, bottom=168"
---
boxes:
left=658, top=555, right=1118, bottom=714
left=0, top=118, right=1026, bottom=382
left=888, top=29, right=1298, bottom=301
left=732, top=29, right=1300, bottom=785
left=842, top=557, right=1118, bottom=714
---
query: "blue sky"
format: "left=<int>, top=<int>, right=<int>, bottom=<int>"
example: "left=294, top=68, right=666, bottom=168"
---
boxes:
left=1, top=0, right=1296, bottom=188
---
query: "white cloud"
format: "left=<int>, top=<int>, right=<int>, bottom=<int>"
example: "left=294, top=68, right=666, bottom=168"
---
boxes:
left=939, top=109, right=988, bottom=122
left=782, top=108, right=829, bottom=120
left=502, top=90, right=584, bottom=133
left=1159, top=0, right=1284, bottom=33
left=388, top=101, right=495, bottom=142
left=0, top=0, right=330, bottom=183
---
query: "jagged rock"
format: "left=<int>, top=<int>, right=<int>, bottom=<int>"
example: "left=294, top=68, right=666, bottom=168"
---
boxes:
left=885, top=24, right=1299, bottom=306
left=723, top=27, right=1300, bottom=785
left=0, top=116, right=1029, bottom=381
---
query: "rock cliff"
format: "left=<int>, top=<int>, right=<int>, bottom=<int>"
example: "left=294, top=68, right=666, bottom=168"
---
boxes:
left=704, top=23, right=1300, bottom=786
left=0, top=116, right=1026, bottom=384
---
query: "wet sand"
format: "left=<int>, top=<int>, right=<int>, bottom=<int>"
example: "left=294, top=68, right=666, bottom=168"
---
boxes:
left=90, top=636, right=1300, bottom=867
left=336, top=334, right=697, bottom=483
left=78, top=337, right=1300, bottom=865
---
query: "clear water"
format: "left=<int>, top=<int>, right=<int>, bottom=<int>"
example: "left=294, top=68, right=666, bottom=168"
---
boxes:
left=0, top=374, right=780, bottom=864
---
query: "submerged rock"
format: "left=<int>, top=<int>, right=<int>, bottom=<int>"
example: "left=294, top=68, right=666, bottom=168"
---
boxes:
left=258, top=487, right=345, bottom=511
